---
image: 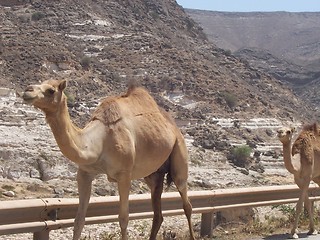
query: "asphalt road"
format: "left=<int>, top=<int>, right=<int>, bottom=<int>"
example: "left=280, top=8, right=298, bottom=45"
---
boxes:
left=251, top=232, right=320, bottom=240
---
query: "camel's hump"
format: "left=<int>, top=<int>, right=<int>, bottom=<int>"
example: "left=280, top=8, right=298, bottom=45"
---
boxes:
left=91, top=86, right=160, bottom=125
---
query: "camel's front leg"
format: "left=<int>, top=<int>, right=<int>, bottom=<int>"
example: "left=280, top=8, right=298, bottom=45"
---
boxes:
left=304, top=194, right=318, bottom=235
left=117, top=173, right=131, bottom=240
left=73, top=169, right=94, bottom=240
left=292, top=194, right=304, bottom=239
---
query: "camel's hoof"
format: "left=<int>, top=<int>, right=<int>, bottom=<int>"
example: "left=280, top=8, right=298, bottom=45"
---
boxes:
left=307, top=230, right=318, bottom=235
left=291, top=233, right=299, bottom=239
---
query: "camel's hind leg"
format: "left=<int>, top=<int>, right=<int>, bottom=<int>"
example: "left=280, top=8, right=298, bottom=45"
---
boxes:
left=293, top=176, right=312, bottom=239
left=304, top=193, right=317, bottom=235
left=144, top=171, right=165, bottom=240
left=170, top=138, right=196, bottom=240
left=176, top=181, right=195, bottom=240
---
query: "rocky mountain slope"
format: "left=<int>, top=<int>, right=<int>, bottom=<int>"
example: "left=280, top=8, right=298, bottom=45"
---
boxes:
left=0, top=0, right=315, bottom=122
left=186, top=10, right=320, bottom=69
left=233, top=48, right=320, bottom=111
left=186, top=9, right=320, bottom=115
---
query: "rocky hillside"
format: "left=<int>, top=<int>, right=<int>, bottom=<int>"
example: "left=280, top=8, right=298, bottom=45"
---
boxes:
left=186, top=10, right=320, bottom=69
left=233, top=48, right=320, bottom=112
left=0, top=0, right=315, bottom=123
left=186, top=9, right=320, bottom=115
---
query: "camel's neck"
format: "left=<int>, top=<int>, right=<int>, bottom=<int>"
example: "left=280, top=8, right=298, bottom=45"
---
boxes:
left=45, top=100, right=86, bottom=165
left=282, top=141, right=299, bottom=174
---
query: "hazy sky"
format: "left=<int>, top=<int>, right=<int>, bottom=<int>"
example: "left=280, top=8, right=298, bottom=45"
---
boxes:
left=176, top=0, right=320, bottom=12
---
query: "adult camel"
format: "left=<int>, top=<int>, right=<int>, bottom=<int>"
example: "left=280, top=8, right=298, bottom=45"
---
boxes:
left=277, top=124, right=320, bottom=239
left=22, top=79, right=195, bottom=240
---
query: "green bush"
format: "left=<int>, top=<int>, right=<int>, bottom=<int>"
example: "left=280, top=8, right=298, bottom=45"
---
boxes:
left=272, top=204, right=296, bottom=222
left=228, top=145, right=252, bottom=168
left=231, top=145, right=252, bottom=161
left=186, top=18, right=195, bottom=30
left=31, top=12, right=45, bottom=21
left=64, top=91, right=76, bottom=106
left=150, top=11, right=159, bottom=20
left=221, top=91, right=238, bottom=108
left=80, top=56, right=91, bottom=70
left=272, top=204, right=316, bottom=225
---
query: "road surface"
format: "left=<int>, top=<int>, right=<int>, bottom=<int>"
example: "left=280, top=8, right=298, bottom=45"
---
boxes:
left=251, top=232, right=320, bottom=240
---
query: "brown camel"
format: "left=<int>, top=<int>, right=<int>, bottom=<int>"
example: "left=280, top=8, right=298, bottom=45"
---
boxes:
left=277, top=123, right=320, bottom=239
left=22, top=79, right=195, bottom=240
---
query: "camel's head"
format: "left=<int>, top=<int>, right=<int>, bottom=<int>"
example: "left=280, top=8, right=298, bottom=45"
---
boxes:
left=22, top=79, right=67, bottom=114
left=277, top=127, right=295, bottom=144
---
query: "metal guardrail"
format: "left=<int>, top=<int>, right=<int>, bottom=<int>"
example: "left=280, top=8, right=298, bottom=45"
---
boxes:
left=1, top=184, right=320, bottom=239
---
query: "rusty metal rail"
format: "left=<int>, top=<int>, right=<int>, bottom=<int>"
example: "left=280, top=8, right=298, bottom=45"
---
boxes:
left=1, top=184, right=320, bottom=239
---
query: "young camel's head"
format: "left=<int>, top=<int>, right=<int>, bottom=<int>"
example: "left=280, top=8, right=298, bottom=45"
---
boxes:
left=22, top=79, right=67, bottom=114
left=277, top=127, right=295, bottom=144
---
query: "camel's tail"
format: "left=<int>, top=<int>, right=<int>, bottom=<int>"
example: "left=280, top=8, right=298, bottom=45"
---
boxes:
left=166, top=167, right=173, bottom=189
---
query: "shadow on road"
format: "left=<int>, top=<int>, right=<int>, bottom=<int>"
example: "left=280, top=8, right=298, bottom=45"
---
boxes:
left=262, top=232, right=318, bottom=240
left=261, top=233, right=289, bottom=240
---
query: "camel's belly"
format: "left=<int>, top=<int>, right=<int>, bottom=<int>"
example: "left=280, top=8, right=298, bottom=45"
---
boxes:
left=130, top=155, right=170, bottom=180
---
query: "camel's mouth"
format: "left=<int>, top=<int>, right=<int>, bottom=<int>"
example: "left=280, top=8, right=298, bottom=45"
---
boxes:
left=22, top=93, right=36, bottom=104
left=276, top=131, right=284, bottom=138
left=276, top=128, right=293, bottom=139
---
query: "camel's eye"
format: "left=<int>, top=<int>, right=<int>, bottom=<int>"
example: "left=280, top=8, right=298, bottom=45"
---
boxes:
left=286, top=130, right=291, bottom=135
left=45, top=88, right=55, bottom=95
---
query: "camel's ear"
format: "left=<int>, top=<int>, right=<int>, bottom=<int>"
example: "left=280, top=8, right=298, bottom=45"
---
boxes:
left=58, top=80, right=67, bottom=91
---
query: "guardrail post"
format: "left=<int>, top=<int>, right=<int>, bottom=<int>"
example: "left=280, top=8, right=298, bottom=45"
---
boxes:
left=33, top=230, right=50, bottom=240
left=200, top=212, right=214, bottom=237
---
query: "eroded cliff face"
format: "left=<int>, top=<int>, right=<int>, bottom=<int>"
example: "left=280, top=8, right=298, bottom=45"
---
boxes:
left=186, top=10, right=320, bottom=110
left=0, top=0, right=27, bottom=7
left=186, top=10, right=320, bottom=68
